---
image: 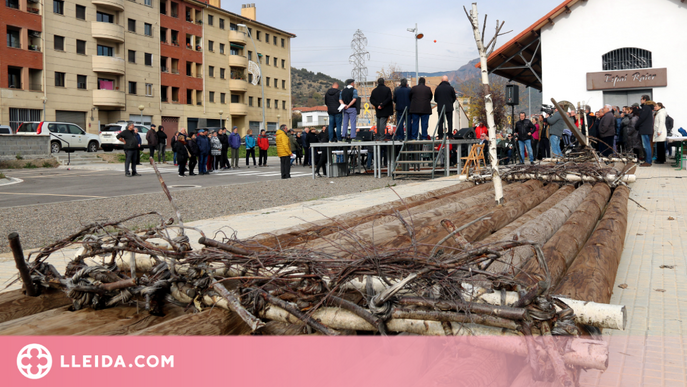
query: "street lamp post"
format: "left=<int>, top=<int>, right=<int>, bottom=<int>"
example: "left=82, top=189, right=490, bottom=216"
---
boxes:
left=237, top=24, right=266, bottom=134
left=219, top=110, right=223, bottom=128
left=406, top=24, right=424, bottom=86
left=138, top=105, right=144, bottom=125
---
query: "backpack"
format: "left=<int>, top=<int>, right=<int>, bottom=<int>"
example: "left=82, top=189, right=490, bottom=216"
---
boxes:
left=665, top=114, right=674, bottom=136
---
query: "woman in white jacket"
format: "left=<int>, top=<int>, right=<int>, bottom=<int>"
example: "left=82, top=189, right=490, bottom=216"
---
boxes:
left=653, top=102, right=668, bottom=164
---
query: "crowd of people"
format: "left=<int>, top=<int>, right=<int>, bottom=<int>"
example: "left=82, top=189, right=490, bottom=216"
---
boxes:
left=484, top=94, right=674, bottom=167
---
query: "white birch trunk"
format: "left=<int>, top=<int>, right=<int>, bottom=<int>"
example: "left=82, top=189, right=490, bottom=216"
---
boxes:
left=469, top=3, right=504, bottom=204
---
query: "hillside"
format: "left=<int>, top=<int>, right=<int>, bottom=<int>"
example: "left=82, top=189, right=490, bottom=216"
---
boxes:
left=291, top=68, right=344, bottom=108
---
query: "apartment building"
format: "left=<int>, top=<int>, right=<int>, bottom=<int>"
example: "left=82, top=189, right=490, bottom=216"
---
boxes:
left=0, top=1, right=294, bottom=138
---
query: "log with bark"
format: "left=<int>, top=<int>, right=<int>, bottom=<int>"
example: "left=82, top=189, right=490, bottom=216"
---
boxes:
left=517, top=183, right=611, bottom=289
left=555, top=186, right=630, bottom=303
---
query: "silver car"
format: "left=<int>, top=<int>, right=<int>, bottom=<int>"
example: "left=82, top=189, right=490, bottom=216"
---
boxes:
left=100, top=122, right=150, bottom=151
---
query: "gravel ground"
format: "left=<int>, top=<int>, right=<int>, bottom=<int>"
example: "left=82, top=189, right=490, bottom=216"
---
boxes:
left=0, top=176, right=410, bottom=255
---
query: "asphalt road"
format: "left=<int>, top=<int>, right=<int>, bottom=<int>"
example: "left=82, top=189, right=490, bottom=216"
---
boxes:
left=0, top=163, right=314, bottom=207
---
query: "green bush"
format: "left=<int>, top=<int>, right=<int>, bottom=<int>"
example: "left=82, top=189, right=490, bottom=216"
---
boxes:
left=24, top=162, right=37, bottom=169
left=0, top=172, right=6, bottom=179
left=42, top=161, right=54, bottom=168
left=15, top=153, right=23, bottom=160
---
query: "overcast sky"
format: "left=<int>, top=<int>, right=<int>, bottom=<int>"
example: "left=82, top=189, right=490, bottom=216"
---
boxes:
left=222, top=0, right=564, bottom=80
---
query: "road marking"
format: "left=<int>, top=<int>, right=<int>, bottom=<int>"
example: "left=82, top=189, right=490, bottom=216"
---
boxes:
left=0, top=192, right=107, bottom=199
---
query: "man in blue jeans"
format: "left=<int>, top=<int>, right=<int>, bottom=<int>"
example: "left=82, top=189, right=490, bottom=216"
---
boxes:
left=514, top=112, right=536, bottom=163
left=393, top=78, right=411, bottom=140
left=409, top=77, right=433, bottom=140
left=340, top=79, right=360, bottom=141
left=636, top=94, right=654, bottom=166
left=546, top=109, right=565, bottom=158
left=324, top=82, right=342, bottom=142
left=195, top=129, right=210, bottom=174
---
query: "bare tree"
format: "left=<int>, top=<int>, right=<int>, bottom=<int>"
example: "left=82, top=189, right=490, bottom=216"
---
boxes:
left=464, top=3, right=511, bottom=204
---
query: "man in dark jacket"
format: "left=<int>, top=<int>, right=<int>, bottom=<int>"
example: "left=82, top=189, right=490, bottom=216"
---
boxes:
left=433, top=76, right=457, bottom=139
left=302, top=128, right=311, bottom=167
left=156, top=126, right=167, bottom=163
left=116, top=123, right=140, bottom=176
left=598, top=105, right=616, bottom=157
left=196, top=129, right=211, bottom=174
left=514, top=112, right=536, bottom=163
left=369, top=78, right=393, bottom=141
left=186, top=133, right=199, bottom=176
left=393, top=78, right=411, bottom=140
left=636, top=95, right=654, bottom=166
left=339, top=79, right=359, bottom=141
left=324, top=82, right=342, bottom=142
left=218, top=128, right=229, bottom=170
left=146, top=124, right=158, bottom=161
left=409, top=77, right=433, bottom=140
left=229, top=126, right=241, bottom=168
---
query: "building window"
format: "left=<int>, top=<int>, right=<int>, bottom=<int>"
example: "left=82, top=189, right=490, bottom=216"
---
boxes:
left=281, top=38, right=285, bottom=48
left=265, top=55, right=270, bottom=65
left=281, top=59, right=285, bottom=69
left=274, top=78, right=277, bottom=88
left=266, top=99, right=270, bottom=108
left=54, top=35, right=64, bottom=51
left=8, top=67, right=21, bottom=89
left=282, top=101, right=286, bottom=110
left=170, top=2, right=178, bottom=18
left=248, top=74, right=253, bottom=83
left=249, top=96, right=253, bottom=106
left=128, top=50, right=136, bottom=63
left=255, top=30, right=260, bottom=41
left=282, top=79, right=285, bottom=89
left=77, top=40, right=86, bottom=54
left=257, top=98, right=261, bottom=107
left=231, top=94, right=239, bottom=103
left=266, top=77, right=270, bottom=87
left=128, top=19, right=136, bottom=33
left=602, top=47, right=653, bottom=71
left=207, top=14, right=213, bottom=26
left=145, top=83, right=153, bottom=96
left=265, top=33, right=269, bottom=43
left=219, top=68, right=225, bottom=79
left=144, top=0, right=151, bottom=6
left=145, top=53, right=152, bottom=66
left=273, top=57, right=277, bottom=66
left=77, top=75, right=86, bottom=89
left=273, top=36, right=277, bottom=45
left=186, top=89, right=192, bottom=104
left=128, top=81, right=137, bottom=94
left=144, top=23, right=152, bottom=36
left=53, top=0, right=63, bottom=14
left=97, top=11, right=114, bottom=23
left=76, top=5, right=86, bottom=20
left=219, top=18, right=224, bottom=29
left=221, top=93, right=226, bottom=103
left=186, top=61, right=192, bottom=76
left=7, top=27, right=21, bottom=49
left=208, top=40, right=214, bottom=51
left=6, top=0, right=18, bottom=9
left=209, top=91, right=215, bottom=102
left=208, top=66, right=214, bottom=77
left=247, top=51, right=252, bottom=61
left=97, top=44, right=113, bottom=56
left=219, top=43, right=224, bottom=54
left=160, top=0, right=166, bottom=14
left=55, top=72, right=65, bottom=87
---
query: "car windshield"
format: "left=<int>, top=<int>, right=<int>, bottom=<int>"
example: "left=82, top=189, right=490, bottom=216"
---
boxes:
left=16, top=123, right=39, bottom=133
left=102, top=125, right=123, bottom=132
left=135, top=126, right=148, bottom=134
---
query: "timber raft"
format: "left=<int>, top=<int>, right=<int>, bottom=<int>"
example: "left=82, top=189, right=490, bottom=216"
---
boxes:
left=1, top=160, right=637, bottom=386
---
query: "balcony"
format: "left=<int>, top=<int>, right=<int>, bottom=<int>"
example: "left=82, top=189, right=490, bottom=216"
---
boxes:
left=228, top=55, right=247, bottom=68
left=93, top=89, right=125, bottom=108
left=91, top=0, right=124, bottom=11
left=92, top=56, right=125, bottom=74
left=229, top=104, right=247, bottom=116
left=229, top=79, right=247, bottom=92
left=91, top=22, right=125, bottom=43
left=228, top=30, right=247, bottom=45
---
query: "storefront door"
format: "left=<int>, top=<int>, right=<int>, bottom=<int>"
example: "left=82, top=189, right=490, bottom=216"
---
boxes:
left=603, top=89, right=652, bottom=107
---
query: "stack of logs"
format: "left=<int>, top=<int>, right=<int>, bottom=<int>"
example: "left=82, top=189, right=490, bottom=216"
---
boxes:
left=0, top=162, right=634, bottom=386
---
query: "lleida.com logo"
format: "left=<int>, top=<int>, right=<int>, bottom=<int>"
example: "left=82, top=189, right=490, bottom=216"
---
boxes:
left=17, top=344, right=52, bottom=380
left=17, top=343, right=174, bottom=379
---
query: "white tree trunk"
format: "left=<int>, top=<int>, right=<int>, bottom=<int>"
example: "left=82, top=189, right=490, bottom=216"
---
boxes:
left=469, top=3, right=504, bottom=204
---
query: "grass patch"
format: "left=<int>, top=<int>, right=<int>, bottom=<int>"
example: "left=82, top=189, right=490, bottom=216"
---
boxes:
left=15, top=153, right=23, bottom=160
left=24, top=162, right=38, bottom=169
left=0, top=172, right=5, bottom=179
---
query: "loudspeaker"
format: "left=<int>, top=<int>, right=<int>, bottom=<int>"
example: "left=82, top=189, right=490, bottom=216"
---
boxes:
left=505, top=84, right=519, bottom=106
left=454, top=127, right=475, bottom=139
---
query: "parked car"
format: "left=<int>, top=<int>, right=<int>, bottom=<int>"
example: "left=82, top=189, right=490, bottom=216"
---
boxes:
left=100, top=122, right=150, bottom=151
left=0, top=125, right=13, bottom=134
left=15, top=122, right=100, bottom=153
left=265, top=131, right=276, bottom=146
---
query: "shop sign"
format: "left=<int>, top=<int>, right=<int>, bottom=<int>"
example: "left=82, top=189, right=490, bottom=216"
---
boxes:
left=586, top=68, right=667, bottom=90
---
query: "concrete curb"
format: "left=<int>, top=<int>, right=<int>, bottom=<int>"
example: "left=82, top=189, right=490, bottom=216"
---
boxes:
left=0, top=177, right=23, bottom=186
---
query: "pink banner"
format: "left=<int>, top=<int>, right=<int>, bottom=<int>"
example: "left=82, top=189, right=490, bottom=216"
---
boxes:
left=0, top=336, right=620, bottom=386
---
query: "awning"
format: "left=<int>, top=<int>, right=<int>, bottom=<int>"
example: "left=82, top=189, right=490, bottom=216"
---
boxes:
left=482, top=0, right=587, bottom=91
left=230, top=43, right=244, bottom=49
